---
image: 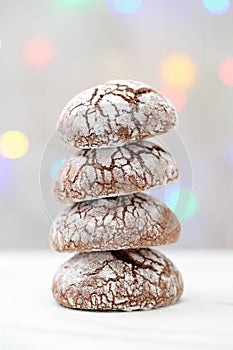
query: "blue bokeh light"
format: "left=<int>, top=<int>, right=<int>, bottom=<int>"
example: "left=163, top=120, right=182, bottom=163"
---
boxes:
left=165, top=182, right=180, bottom=213
left=203, top=0, right=231, bottom=15
left=50, top=158, right=67, bottom=180
left=0, top=155, right=10, bottom=190
left=113, top=0, right=142, bottom=14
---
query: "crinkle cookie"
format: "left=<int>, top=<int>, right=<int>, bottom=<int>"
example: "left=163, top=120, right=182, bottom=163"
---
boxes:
left=52, top=140, right=178, bottom=203
left=57, top=80, right=178, bottom=149
left=50, top=193, right=180, bottom=252
left=52, top=248, right=183, bottom=311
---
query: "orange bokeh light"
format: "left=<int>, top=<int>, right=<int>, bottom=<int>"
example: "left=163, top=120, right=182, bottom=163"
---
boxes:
left=162, top=54, right=196, bottom=89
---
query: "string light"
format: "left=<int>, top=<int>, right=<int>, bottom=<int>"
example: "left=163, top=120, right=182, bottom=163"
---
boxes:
left=23, top=38, right=53, bottom=68
left=50, top=159, right=67, bottom=180
left=113, top=0, right=142, bottom=14
left=160, top=87, right=187, bottom=111
left=162, top=54, right=196, bottom=89
left=202, top=0, right=231, bottom=15
left=0, top=130, right=29, bottom=159
left=219, top=58, right=233, bottom=87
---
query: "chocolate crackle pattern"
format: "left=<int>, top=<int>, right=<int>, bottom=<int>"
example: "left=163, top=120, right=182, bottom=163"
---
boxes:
left=52, top=248, right=183, bottom=311
left=53, top=140, right=178, bottom=203
left=57, top=80, right=178, bottom=149
left=51, top=79, right=183, bottom=312
left=50, top=193, right=180, bottom=252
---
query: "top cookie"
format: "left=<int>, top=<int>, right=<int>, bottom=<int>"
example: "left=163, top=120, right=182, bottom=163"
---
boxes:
left=57, top=80, right=178, bottom=149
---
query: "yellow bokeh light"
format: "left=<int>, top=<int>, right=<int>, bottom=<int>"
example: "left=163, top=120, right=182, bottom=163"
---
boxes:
left=0, top=130, right=29, bottom=159
left=162, top=54, right=196, bottom=89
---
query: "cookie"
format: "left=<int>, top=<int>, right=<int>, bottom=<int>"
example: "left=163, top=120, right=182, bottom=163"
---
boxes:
left=52, top=248, right=183, bottom=311
left=57, top=80, right=178, bottom=149
left=50, top=193, right=180, bottom=252
left=53, top=140, right=178, bottom=203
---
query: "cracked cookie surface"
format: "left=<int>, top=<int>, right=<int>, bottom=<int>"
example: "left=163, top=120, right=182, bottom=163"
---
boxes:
left=52, top=140, right=178, bottom=202
left=50, top=193, right=180, bottom=252
left=52, top=248, right=183, bottom=311
left=57, top=80, right=178, bottom=149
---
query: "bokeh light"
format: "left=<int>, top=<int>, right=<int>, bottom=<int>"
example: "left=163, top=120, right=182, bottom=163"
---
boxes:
left=0, top=130, right=29, bottom=159
left=160, top=87, right=187, bottom=111
left=219, top=57, right=233, bottom=87
left=202, top=0, right=231, bottom=15
left=162, top=54, right=196, bottom=89
left=166, top=187, right=197, bottom=221
left=23, top=38, right=53, bottom=68
left=0, top=156, right=10, bottom=190
left=165, top=183, right=179, bottom=212
left=50, top=158, right=67, bottom=180
left=113, top=0, right=142, bottom=14
left=58, top=0, right=92, bottom=7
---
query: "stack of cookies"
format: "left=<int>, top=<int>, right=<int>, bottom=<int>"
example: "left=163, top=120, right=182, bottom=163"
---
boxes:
left=50, top=80, right=183, bottom=311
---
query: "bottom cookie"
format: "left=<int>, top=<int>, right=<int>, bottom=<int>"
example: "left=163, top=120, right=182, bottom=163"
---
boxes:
left=52, top=248, right=183, bottom=311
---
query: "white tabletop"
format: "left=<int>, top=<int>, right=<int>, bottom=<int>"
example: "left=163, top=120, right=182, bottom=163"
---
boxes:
left=0, top=249, right=233, bottom=350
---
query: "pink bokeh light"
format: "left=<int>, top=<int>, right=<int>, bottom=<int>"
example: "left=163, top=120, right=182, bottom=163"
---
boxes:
left=219, top=58, right=233, bottom=87
left=160, top=87, right=187, bottom=111
left=23, top=38, right=53, bottom=68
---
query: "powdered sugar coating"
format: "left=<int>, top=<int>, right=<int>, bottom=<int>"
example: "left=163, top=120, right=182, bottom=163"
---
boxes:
left=57, top=80, right=178, bottom=149
left=52, top=140, right=178, bottom=203
left=52, top=248, right=183, bottom=311
left=50, top=193, right=180, bottom=252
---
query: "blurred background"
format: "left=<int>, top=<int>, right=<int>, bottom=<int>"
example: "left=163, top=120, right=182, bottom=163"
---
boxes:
left=0, top=0, right=232, bottom=249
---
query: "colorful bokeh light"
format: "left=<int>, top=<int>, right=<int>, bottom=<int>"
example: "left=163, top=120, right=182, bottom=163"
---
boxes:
left=219, top=57, right=233, bottom=87
left=113, top=0, right=142, bottom=14
left=202, top=0, right=231, bottom=15
left=0, top=156, right=10, bottom=190
left=0, top=130, right=29, bottom=159
left=50, top=158, right=67, bottom=180
left=186, top=193, right=198, bottom=219
left=165, top=184, right=179, bottom=212
left=162, top=54, right=196, bottom=89
left=23, top=38, right=53, bottom=68
left=160, top=87, right=187, bottom=111
left=166, top=187, right=197, bottom=221
left=58, top=0, right=92, bottom=7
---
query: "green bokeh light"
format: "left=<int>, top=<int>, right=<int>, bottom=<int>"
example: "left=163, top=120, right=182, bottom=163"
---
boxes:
left=166, top=188, right=197, bottom=221
left=58, top=0, right=92, bottom=7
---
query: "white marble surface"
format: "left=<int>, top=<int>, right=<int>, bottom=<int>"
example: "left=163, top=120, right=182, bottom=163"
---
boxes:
left=0, top=250, right=233, bottom=350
